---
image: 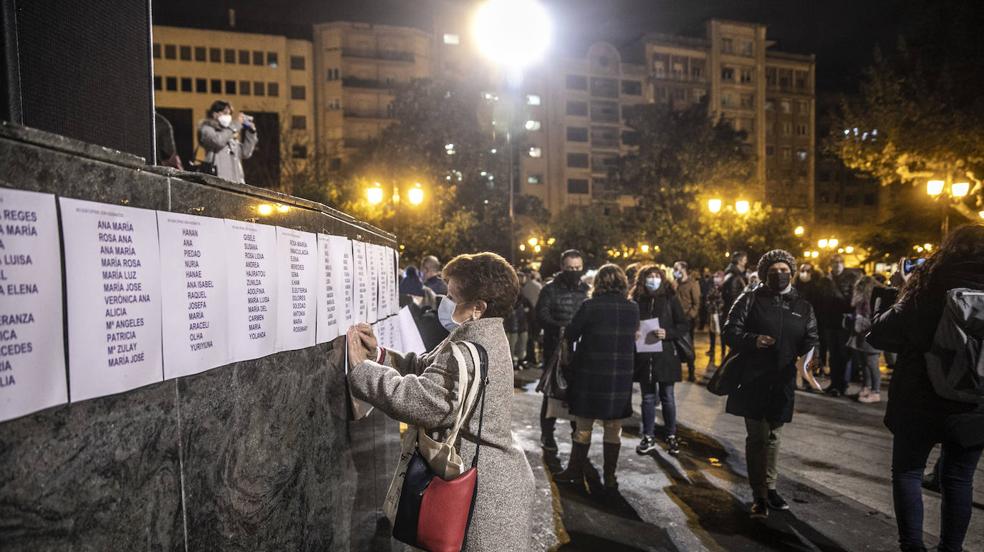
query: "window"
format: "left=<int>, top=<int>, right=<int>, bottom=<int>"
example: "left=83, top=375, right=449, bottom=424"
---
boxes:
left=162, top=44, right=175, bottom=59
left=290, top=145, right=308, bottom=159
left=267, top=52, right=278, bottom=67
left=591, top=154, right=618, bottom=172
left=152, top=43, right=161, bottom=59
left=740, top=68, right=753, bottom=84
left=238, top=50, right=249, bottom=65
left=864, top=192, right=877, bottom=206
left=524, top=120, right=541, bottom=131
left=443, top=33, right=460, bottom=45
left=290, top=55, right=305, bottom=70
left=567, top=153, right=589, bottom=168
left=195, top=78, right=207, bottom=93
left=780, top=100, right=792, bottom=114
left=326, top=68, right=340, bottom=81
left=796, top=123, right=808, bottom=136
left=330, top=158, right=342, bottom=171
left=224, top=49, right=235, bottom=63
left=621, top=130, right=640, bottom=145
left=621, top=80, right=642, bottom=95
left=721, top=37, right=734, bottom=53
left=590, top=77, right=618, bottom=98
left=567, top=179, right=589, bottom=194
left=692, top=88, right=706, bottom=102
left=782, top=122, right=792, bottom=136
left=267, top=82, right=279, bottom=97
left=655, top=86, right=667, bottom=101
left=721, top=92, right=736, bottom=108
left=239, top=81, right=251, bottom=95
left=740, top=40, right=754, bottom=56
left=291, top=116, right=307, bottom=130
left=210, top=48, right=221, bottom=63
left=180, top=45, right=191, bottom=61
left=225, top=80, right=236, bottom=94
left=527, top=94, right=541, bottom=105
left=589, top=101, right=618, bottom=123
left=781, top=147, right=791, bottom=160
left=592, top=126, right=619, bottom=148
left=766, top=145, right=775, bottom=157
left=327, top=98, right=341, bottom=110
left=153, top=76, right=161, bottom=90
left=740, top=93, right=754, bottom=109
left=740, top=117, right=754, bottom=132
left=210, top=79, right=221, bottom=94
left=795, top=70, right=808, bottom=90
left=652, top=60, right=666, bottom=78
left=797, top=100, right=810, bottom=114
left=671, top=88, right=686, bottom=102
left=527, top=174, right=543, bottom=185
left=691, top=61, right=705, bottom=81
left=528, top=147, right=542, bottom=158
left=566, top=74, right=587, bottom=90
left=194, top=47, right=206, bottom=62
left=180, top=77, right=192, bottom=92
left=796, top=149, right=808, bottom=161
left=765, top=100, right=774, bottom=111
left=291, top=85, right=306, bottom=100
left=566, top=100, right=588, bottom=116
left=766, top=68, right=777, bottom=87
left=165, top=76, right=177, bottom=91
left=566, top=127, right=588, bottom=142
left=253, top=81, right=265, bottom=96
left=721, top=67, right=735, bottom=82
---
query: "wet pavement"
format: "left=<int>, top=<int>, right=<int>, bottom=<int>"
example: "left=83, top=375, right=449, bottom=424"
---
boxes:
left=510, top=330, right=984, bottom=552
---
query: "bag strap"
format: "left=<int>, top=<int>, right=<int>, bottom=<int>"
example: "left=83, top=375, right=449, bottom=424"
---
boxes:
left=444, top=342, right=481, bottom=446
left=459, top=341, right=489, bottom=469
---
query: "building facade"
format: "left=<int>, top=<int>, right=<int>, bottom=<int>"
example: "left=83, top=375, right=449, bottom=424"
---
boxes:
left=151, top=25, right=314, bottom=188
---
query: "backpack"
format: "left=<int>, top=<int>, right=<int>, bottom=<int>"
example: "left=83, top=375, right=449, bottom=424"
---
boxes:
left=925, top=289, right=984, bottom=404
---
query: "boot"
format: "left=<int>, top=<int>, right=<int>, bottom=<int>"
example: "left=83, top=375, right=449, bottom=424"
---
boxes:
left=554, top=441, right=590, bottom=484
left=603, top=442, right=621, bottom=489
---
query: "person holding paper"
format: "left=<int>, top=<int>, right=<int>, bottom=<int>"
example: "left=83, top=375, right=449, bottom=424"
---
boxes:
left=631, top=265, right=689, bottom=457
left=723, top=249, right=819, bottom=520
left=553, top=264, right=639, bottom=490
left=345, top=252, right=535, bottom=550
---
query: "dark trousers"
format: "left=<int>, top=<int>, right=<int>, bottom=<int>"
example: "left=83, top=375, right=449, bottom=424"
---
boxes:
left=708, top=332, right=726, bottom=365
left=892, top=431, right=984, bottom=552
left=685, top=320, right=697, bottom=379
left=824, top=327, right=852, bottom=392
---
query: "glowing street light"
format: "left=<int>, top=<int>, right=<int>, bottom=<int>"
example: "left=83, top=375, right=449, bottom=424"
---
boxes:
left=927, top=179, right=945, bottom=197
left=407, top=183, right=425, bottom=206
left=256, top=203, right=274, bottom=216
left=707, top=198, right=722, bottom=214
left=366, top=184, right=385, bottom=205
left=276, top=204, right=290, bottom=214
left=845, top=246, right=855, bottom=254
left=794, top=225, right=805, bottom=237
left=735, top=200, right=750, bottom=215
left=473, top=0, right=552, bottom=72
left=527, top=237, right=539, bottom=247
left=811, top=251, right=819, bottom=258
left=818, top=239, right=828, bottom=249
left=640, top=244, right=651, bottom=254
left=951, top=182, right=970, bottom=198
left=829, top=238, right=839, bottom=248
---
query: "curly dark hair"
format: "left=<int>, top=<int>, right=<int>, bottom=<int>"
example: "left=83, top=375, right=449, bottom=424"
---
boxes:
left=630, top=264, right=675, bottom=300
left=591, top=264, right=628, bottom=297
left=901, top=222, right=984, bottom=307
left=442, top=252, right=520, bottom=319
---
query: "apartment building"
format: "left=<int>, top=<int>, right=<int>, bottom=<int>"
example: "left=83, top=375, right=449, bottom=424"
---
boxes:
left=151, top=25, right=314, bottom=188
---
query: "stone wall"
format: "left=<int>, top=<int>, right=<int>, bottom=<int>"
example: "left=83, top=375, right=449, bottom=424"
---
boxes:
left=0, top=123, right=401, bottom=551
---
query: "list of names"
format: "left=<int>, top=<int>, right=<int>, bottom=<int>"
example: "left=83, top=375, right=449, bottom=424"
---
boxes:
left=276, top=227, right=317, bottom=351
left=225, top=220, right=278, bottom=362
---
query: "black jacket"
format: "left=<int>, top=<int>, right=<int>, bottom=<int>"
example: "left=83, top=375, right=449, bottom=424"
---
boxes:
left=634, top=289, right=689, bottom=386
left=723, top=287, right=819, bottom=423
left=818, top=269, right=860, bottom=328
left=566, top=293, right=640, bottom=420
left=721, top=263, right=748, bottom=314
left=536, top=274, right=590, bottom=358
left=868, top=262, right=984, bottom=445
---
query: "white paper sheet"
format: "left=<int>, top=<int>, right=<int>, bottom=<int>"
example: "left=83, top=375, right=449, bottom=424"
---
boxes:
left=398, top=306, right=426, bottom=355
left=636, top=317, right=664, bottom=353
left=0, top=189, right=67, bottom=421
left=225, top=219, right=278, bottom=362
left=334, top=236, right=355, bottom=332
left=352, top=241, right=369, bottom=323
left=366, top=243, right=379, bottom=323
left=315, top=233, right=340, bottom=344
left=275, top=227, right=317, bottom=352
left=797, top=347, right=822, bottom=390
left=158, top=212, right=229, bottom=379
left=392, top=248, right=400, bottom=315
left=60, top=197, right=163, bottom=401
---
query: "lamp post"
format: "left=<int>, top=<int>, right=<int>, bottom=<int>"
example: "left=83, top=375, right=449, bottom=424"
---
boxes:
left=927, top=177, right=970, bottom=238
left=473, top=0, right=551, bottom=264
left=365, top=181, right=425, bottom=242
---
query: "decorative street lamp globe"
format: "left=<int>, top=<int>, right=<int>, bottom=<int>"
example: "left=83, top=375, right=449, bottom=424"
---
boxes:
left=927, top=179, right=945, bottom=197
left=407, top=184, right=425, bottom=206
left=472, top=0, right=552, bottom=73
left=735, top=200, right=750, bottom=215
left=951, top=182, right=970, bottom=198
left=366, top=184, right=384, bottom=205
left=707, top=198, right=722, bottom=214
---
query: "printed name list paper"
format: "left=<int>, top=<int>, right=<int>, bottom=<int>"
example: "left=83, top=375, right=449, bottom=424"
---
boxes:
left=226, top=220, right=278, bottom=362
left=353, top=241, right=369, bottom=323
left=335, top=236, right=356, bottom=331
left=0, top=189, right=67, bottom=421
left=158, top=212, right=229, bottom=378
left=60, top=198, right=163, bottom=402
left=276, top=227, right=317, bottom=351
left=315, top=234, right=352, bottom=344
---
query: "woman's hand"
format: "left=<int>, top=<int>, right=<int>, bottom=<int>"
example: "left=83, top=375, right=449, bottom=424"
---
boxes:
left=654, top=328, right=667, bottom=340
left=353, top=323, right=378, bottom=353
left=756, top=335, right=776, bottom=349
left=347, top=326, right=371, bottom=366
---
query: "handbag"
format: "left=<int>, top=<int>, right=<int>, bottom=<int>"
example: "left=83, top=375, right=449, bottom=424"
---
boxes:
left=535, top=327, right=570, bottom=401
left=706, top=351, right=744, bottom=396
left=389, top=341, right=489, bottom=552
left=672, top=335, right=695, bottom=363
left=186, top=143, right=217, bottom=176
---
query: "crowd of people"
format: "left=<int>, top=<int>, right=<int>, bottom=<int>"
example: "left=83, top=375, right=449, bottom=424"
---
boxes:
left=351, top=221, right=983, bottom=551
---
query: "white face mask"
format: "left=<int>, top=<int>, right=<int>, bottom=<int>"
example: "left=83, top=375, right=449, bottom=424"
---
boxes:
left=645, top=277, right=661, bottom=291
left=438, top=297, right=460, bottom=331
left=217, top=114, right=232, bottom=127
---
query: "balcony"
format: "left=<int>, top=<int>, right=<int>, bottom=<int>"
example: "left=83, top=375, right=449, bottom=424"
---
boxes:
left=341, top=76, right=395, bottom=90
left=344, top=109, right=394, bottom=120
left=341, top=48, right=415, bottom=63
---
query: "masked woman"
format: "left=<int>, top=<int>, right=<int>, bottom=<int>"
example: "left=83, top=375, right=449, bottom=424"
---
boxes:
left=197, top=99, right=257, bottom=184
left=723, top=250, right=819, bottom=519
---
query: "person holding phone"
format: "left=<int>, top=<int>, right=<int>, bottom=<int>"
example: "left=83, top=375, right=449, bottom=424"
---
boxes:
left=197, top=100, right=257, bottom=184
left=723, top=250, right=819, bottom=519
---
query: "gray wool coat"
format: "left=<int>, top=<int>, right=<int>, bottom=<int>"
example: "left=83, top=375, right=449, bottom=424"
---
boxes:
left=197, top=118, right=257, bottom=184
left=348, top=317, right=535, bottom=551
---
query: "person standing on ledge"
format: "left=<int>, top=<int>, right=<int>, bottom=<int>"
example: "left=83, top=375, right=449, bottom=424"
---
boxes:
left=197, top=99, right=257, bottom=184
left=346, top=252, right=535, bottom=550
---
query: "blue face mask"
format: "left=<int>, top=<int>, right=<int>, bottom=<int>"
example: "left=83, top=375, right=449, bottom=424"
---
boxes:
left=438, top=296, right=460, bottom=331
left=645, top=277, right=661, bottom=292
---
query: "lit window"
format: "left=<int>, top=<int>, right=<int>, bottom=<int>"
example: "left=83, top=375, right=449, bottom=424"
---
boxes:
left=528, top=147, right=542, bottom=158
left=796, top=150, right=808, bottom=161
left=524, top=120, right=541, bottom=131
left=527, top=94, right=541, bottom=106
left=527, top=174, right=543, bottom=185
left=443, top=33, right=460, bottom=45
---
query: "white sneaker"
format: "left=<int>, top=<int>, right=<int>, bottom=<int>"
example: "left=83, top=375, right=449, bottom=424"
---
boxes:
left=859, top=392, right=881, bottom=403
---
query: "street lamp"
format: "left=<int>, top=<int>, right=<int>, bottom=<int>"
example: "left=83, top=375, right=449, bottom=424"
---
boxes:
left=927, top=179, right=945, bottom=197
left=367, top=183, right=384, bottom=205
left=407, top=183, right=425, bottom=206
left=794, top=225, right=805, bottom=237
left=707, top=198, right=723, bottom=214
left=735, top=200, right=750, bottom=215
left=818, top=238, right=828, bottom=249
left=951, top=182, right=970, bottom=198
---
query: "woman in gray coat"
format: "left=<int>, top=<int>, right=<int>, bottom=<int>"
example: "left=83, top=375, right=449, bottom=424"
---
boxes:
left=197, top=100, right=257, bottom=184
left=346, top=252, right=535, bottom=551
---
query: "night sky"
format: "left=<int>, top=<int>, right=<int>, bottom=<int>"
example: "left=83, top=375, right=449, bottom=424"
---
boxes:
left=152, top=0, right=976, bottom=96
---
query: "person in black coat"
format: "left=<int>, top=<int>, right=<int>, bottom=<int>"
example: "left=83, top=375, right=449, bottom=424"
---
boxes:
left=723, top=249, right=819, bottom=520
left=631, top=265, right=689, bottom=456
left=554, top=264, right=639, bottom=490
left=867, top=223, right=984, bottom=552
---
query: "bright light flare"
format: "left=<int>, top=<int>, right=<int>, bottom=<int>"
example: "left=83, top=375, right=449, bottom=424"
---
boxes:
left=707, top=198, right=722, bottom=213
left=927, top=180, right=945, bottom=196
left=473, top=0, right=551, bottom=71
left=951, top=182, right=970, bottom=198
left=735, top=200, right=750, bottom=215
left=366, top=185, right=384, bottom=205
left=794, top=225, right=805, bottom=236
left=407, top=184, right=424, bottom=206
left=256, top=203, right=274, bottom=216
